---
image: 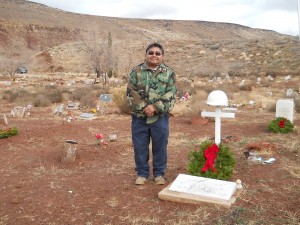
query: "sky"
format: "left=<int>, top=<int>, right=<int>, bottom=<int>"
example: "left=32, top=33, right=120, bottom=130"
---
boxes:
left=29, top=0, right=299, bottom=36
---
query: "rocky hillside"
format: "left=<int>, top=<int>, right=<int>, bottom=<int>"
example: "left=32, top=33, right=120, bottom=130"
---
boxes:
left=0, top=0, right=299, bottom=78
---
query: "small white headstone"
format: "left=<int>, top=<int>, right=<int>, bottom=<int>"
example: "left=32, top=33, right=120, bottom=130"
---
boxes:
left=276, top=99, right=294, bottom=122
left=286, top=89, right=293, bottom=97
left=1, top=114, right=8, bottom=125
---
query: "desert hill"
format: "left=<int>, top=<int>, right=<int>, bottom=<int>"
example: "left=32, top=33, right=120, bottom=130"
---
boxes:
left=0, top=0, right=299, bottom=78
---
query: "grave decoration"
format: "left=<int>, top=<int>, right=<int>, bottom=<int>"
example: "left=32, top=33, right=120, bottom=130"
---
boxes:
left=158, top=90, right=239, bottom=207
left=190, top=90, right=236, bottom=180
left=201, top=90, right=235, bottom=145
left=188, top=140, right=236, bottom=180
left=95, top=133, right=104, bottom=145
left=0, top=127, right=19, bottom=139
left=268, top=117, right=294, bottom=133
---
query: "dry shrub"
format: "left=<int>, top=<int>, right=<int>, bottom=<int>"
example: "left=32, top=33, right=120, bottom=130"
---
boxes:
left=215, top=84, right=240, bottom=100
left=15, top=95, right=35, bottom=106
left=185, top=90, right=208, bottom=117
left=171, top=101, right=189, bottom=116
left=2, top=89, right=30, bottom=102
left=69, top=85, right=107, bottom=108
left=293, top=98, right=300, bottom=113
left=109, top=85, right=131, bottom=114
left=239, top=83, right=254, bottom=91
left=176, top=80, right=193, bottom=96
left=259, top=79, right=272, bottom=87
left=2, top=90, right=19, bottom=102
left=33, top=94, right=52, bottom=107
left=80, top=92, right=97, bottom=108
left=192, top=82, right=214, bottom=95
left=266, top=100, right=276, bottom=112
left=232, top=91, right=265, bottom=106
left=43, top=85, right=63, bottom=103
left=70, top=87, right=94, bottom=101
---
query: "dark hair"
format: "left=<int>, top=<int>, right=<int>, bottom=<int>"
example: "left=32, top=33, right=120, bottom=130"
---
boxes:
left=145, top=43, right=164, bottom=55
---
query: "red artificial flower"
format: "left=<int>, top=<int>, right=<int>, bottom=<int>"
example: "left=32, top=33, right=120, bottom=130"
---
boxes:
left=95, top=133, right=103, bottom=140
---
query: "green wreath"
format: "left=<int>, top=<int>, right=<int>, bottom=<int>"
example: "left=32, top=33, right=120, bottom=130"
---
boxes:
left=187, top=140, right=236, bottom=181
left=268, top=117, right=294, bottom=133
left=0, top=127, right=19, bottom=139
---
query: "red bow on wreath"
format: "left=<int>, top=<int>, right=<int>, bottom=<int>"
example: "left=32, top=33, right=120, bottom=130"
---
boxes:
left=278, top=119, right=286, bottom=128
left=201, top=143, right=219, bottom=173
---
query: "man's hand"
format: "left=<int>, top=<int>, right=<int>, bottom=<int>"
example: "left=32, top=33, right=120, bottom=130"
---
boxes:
left=143, top=104, right=156, bottom=117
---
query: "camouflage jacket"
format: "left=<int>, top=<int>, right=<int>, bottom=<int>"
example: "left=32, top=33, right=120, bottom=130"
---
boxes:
left=127, top=62, right=176, bottom=124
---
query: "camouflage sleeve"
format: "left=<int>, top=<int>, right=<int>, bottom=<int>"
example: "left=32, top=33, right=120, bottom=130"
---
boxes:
left=126, top=69, right=147, bottom=113
left=153, top=71, right=176, bottom=113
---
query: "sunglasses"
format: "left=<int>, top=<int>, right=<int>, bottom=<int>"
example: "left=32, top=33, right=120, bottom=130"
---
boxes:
left=147, top=51, right=162, bottom=56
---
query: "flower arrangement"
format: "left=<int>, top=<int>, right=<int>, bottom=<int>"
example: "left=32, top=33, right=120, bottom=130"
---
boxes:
left=95, top=133, right=103, bottom=145
left=187, top=140, right=236, bottom=181
left=268, top=117, right=294, bottom=133
left=0, top=127, right=19, bottom=139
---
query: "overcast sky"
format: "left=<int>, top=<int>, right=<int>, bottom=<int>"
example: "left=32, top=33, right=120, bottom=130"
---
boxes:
left=29, top=0, right=299, bottom=36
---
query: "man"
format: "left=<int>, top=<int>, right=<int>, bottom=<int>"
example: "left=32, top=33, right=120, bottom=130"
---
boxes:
left=127, top=43, right=176, bottom=185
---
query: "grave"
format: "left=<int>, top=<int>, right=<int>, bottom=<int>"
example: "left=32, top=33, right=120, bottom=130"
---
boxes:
left=1, top=114, right=8, bottom=125
left=66, top=102, right=80, bottom=110
left=201, top=90, right=235, bottom=145
left=77, top=113, right=98, bottom=120
left=10, top=106, right=26, bottom=118
left=276, top=99, right=294, bottom=122
left=99, top=94, right=112, bottom=103
left=158, top=91, right=239, bottom=207
left=61, top=140, right=78, bottom=163
left=54, top=104, right=64, bottom=115
left=98, top=94, right=112, bottom=115
left=158, top=174, right=238, bottom=207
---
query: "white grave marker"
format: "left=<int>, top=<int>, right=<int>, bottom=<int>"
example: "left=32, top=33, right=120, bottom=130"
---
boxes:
left=169, top=174, right=237, bottom=201
left=201, top=107, right=235, bottom=145
left=201, top=90, right=235, bottom=145
left=276, top=99, right=294, bottom=122
left=158, top=174, right=238, bottom=207
left=1, top=114, right=8, bottom=125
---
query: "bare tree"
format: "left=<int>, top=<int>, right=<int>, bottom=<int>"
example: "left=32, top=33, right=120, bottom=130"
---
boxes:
left=0, top=42, right=33, bottom=80
left=82, top=31, right=116, bottom=85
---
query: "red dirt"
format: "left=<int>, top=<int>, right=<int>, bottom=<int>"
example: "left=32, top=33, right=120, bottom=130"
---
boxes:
left=0, top=101, right=299, bottom=225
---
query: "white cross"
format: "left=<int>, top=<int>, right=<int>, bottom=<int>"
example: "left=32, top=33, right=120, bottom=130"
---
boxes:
left=201, top=107, right=235, bottom=145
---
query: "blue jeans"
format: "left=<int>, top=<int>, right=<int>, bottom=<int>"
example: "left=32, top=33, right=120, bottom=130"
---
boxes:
left=131, top=114, right=169, bottom=178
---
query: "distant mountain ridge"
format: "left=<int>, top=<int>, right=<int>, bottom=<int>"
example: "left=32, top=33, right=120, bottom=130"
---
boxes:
left=0, top=0, right=299, bottom=77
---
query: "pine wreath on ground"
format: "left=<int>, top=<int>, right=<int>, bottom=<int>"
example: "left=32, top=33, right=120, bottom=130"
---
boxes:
left=187, top=140, right=236, bottom=181
left=268, top=117, right=294, bottom=133
left=0, top=127, right=19, bottom=139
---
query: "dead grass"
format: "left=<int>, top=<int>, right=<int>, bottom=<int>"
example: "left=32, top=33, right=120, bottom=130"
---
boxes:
left=109, top=85, right=131, bottom=114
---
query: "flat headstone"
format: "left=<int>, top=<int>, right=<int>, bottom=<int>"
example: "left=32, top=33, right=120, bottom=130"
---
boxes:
left=158, top=174, right=238, bottom=207
left=169, top=174, right=236, bottom=201
left=99, top=94, right=112, bottom=103
left=66, top=102, right=80, bottom=110
left=77, top=113, right=98, bottom=120
left=276, top=99, right=294, bottom=122
left=79, top=113, right=94, bottom=118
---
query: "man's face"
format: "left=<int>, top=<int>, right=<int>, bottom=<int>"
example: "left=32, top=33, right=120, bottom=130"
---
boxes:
left=145, top=47, right=163, bottom=68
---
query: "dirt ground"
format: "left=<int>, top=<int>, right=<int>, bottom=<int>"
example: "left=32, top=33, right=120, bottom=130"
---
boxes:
left=0, top=83, right=300, bottom=225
